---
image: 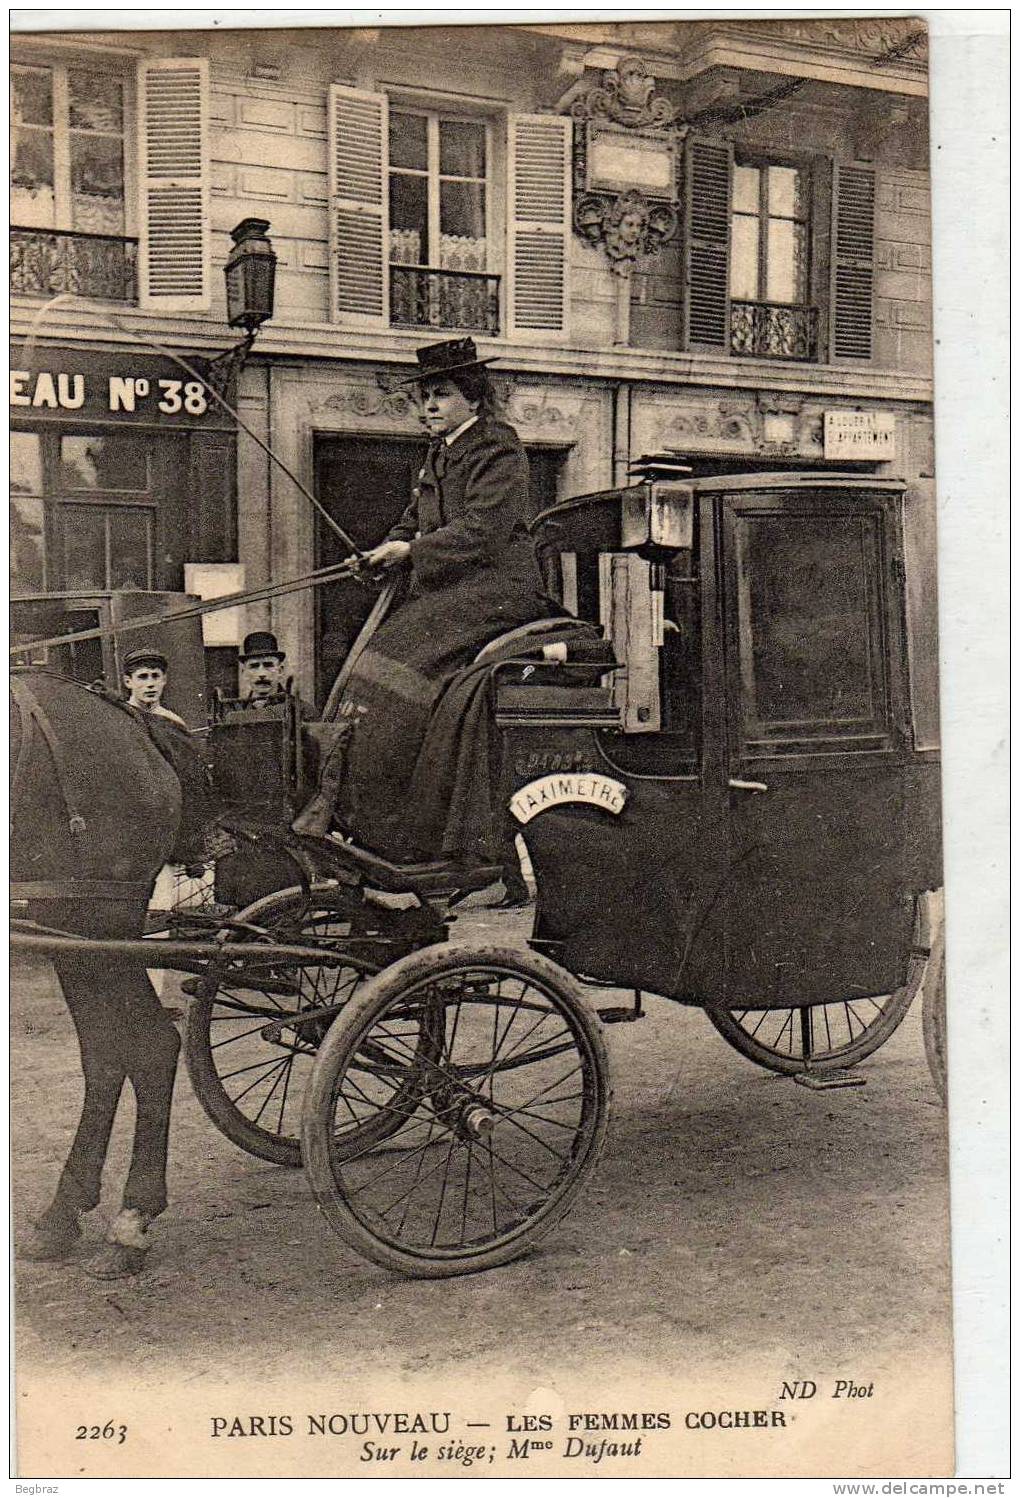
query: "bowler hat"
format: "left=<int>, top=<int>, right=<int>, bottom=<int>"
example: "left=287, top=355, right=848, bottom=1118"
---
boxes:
left=396, top=336, right=497, bottom=386
left=240, top=630, right=285, bottom=661
left=123, top=648, right=168, bottom=673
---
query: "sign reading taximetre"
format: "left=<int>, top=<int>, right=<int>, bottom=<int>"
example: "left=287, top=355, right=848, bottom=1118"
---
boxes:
left=510, top=774, right=629, bottom=825
left=823, top=409, right=897, bottom=460
left=8, top=349, right=229, bottom=426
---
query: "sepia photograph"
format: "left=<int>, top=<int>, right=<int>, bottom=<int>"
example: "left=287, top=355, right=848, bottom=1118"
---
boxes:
left=8, top=8, right=996, bottom=1481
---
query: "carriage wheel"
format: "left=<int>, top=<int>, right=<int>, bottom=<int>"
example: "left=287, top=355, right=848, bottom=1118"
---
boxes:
left=921, top=936, right=947, bottom=1104
left=184, top=884, right=370, bottom=1167
left=302, top=943, right=611, bottom=1278
left=705, top=951, right=928, bottom=1077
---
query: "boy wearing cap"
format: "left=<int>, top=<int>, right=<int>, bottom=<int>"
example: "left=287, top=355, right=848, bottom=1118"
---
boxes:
left=122, top=649, right=187, bottom=729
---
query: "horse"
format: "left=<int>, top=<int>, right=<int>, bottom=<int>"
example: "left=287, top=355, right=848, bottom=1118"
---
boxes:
left=10, top=669, right=185, bottom=1278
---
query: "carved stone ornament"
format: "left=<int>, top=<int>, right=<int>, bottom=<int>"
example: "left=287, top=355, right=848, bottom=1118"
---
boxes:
left=574, top=188, right=678, bottom=276
left=570, top=56, right=675, bottom=130
left=321, top=380, right=417, bottom=423
left=568, top=57, right=680, bottom=276
left=736, top=17, right=927, bottom=63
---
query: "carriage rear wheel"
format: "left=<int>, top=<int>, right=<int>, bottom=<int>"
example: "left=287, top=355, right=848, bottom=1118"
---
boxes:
left=705, top=951, right=927, bottom=1077
left=184, top=884, right=370, bottom=1166
left=301, top=943, right=611, bottom=1278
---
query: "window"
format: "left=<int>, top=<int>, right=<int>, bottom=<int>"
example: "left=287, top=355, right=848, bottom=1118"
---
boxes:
left=330, top=90, right=570, bottom=339
left=12, top=63, right=127, bottom=234
left=730, top=163, right=809, bottom=305
left=387, top=109, right=498, bottom=334
left=729, top=159, right=817, bottom=361
left=10, top=433, right=47, bottom=593
left=676, top=137, right=876, bottom=364
left=11, top=58, right=137, bottom=302
left=9, top=430, right=156, bottom=595
left=11, top=54, right=210, bottom=311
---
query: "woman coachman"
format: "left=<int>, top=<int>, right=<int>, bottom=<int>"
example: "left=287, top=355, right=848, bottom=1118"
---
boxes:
left=297, top=337, right=558, bottom=877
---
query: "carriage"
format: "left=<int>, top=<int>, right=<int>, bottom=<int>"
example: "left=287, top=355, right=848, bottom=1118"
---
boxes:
left=11, top=468, right=945, bottom=1277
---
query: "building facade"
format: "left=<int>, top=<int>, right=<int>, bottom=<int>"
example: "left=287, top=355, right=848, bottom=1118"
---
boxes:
left=9, top=18, right=937, bottom=741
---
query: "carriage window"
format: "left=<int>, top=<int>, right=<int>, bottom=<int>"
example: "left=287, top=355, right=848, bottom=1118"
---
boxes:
left=732, top=509, right=890, bottom=752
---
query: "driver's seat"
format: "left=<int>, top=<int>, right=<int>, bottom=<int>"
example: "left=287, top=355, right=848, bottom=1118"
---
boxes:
left=473, top=616, right=593, bottom=664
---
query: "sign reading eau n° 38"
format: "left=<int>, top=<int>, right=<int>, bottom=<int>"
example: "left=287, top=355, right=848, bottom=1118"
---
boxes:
left=10, top=368, right=211, bottom=418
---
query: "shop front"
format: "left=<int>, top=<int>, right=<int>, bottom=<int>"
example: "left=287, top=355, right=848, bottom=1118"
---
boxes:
left=10, top=344, right=239, bottom=720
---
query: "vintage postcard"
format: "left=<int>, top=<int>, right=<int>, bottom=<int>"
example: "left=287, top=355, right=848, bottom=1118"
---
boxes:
left=10, top=10, right=970, bottom=1481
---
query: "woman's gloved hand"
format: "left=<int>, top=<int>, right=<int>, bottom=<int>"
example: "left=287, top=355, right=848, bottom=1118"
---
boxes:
left=360, top=540, right=411, bottom=573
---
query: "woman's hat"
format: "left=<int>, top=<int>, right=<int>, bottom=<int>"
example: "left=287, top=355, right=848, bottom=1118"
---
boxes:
left=396, top=336, right=497, bottom=386
left=123, top=647, right=168, bottom=673
left=240, top=630, right=285, bottom=662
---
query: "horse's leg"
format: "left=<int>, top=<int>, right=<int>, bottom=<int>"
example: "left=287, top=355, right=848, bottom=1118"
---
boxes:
left=23, top=954, right=128, bottom=1260
left=85, top=959, right=181, bottom=1280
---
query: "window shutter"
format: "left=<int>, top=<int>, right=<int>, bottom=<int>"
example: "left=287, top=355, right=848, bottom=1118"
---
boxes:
left=681, top=135, right=733, bottom=353
left=328, top=85, right=389, bottom=328
left=138, top=58, right=210, bottom=311
left=507, top=113, right=571, bottom=341
left=830, top=162, right=876, bottom=361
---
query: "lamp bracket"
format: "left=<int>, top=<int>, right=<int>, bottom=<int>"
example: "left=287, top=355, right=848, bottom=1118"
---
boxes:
left=194, top=331, right=258, bottom=399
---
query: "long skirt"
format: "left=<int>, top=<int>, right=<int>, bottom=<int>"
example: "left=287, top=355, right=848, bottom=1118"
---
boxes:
left=332, top=571, right=553, bottom=863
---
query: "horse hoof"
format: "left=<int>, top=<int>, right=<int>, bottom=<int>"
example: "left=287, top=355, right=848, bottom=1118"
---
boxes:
left=21, top=1218, right=82, bottom=1261
left=83, top=1243, right=148, bottom=1280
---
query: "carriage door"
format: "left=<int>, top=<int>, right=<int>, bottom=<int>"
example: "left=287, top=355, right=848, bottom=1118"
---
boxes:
left=718, top=484, right=914, bottom=1008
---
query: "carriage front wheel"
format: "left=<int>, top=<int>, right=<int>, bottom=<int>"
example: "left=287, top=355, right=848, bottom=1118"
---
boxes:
left=184, top=884, right=370, bottom=1166
left=301, top=943, right=611, bottom=1278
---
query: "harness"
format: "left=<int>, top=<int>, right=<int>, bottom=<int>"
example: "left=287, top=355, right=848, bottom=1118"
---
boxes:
left=9, top=672, right=155, bottom=903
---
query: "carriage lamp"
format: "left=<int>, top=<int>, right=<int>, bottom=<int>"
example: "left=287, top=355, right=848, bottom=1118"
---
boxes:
left=224, top=218, right=278, bottom=334
left=198, top=219, right=278, bottom=395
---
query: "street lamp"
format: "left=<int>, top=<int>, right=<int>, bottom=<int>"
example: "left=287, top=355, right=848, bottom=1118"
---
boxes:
left=224, top=217, right=278, bottom=333
left=200, top=217, right=278, bottom=394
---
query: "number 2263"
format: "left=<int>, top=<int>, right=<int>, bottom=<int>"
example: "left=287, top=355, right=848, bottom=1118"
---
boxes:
left=75, top=1422, right=127, bottom=1445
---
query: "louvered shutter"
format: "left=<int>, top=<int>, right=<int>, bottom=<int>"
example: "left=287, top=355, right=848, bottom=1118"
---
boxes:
left=328, top=85, right=389, bottom=327
left=830, top=162, right=876, bottom=361
left=507, top=114, right=571, bottom=341
left=681, top=135, right=733, bottom=352
left=138, top=58, right=210, bottom=311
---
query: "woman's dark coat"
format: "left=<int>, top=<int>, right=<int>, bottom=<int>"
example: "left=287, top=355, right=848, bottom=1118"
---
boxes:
left=330, top=414, right=554, bottom=863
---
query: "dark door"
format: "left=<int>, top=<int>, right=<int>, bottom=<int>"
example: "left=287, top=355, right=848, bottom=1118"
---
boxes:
left=716, top=485, right=914, bottom=1007
left=313, top=434, right=565, bottom=709
left=313, top=436, right=422, bottom=708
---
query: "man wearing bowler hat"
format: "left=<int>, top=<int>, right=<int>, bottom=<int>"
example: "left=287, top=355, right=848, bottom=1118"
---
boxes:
left=121, top=648, right=187, bottom=729
left=237, top=630, right=288, bottom=706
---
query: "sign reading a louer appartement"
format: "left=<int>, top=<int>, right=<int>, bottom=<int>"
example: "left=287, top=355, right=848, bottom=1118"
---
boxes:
left=824, top=410, right=897, bottom=460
